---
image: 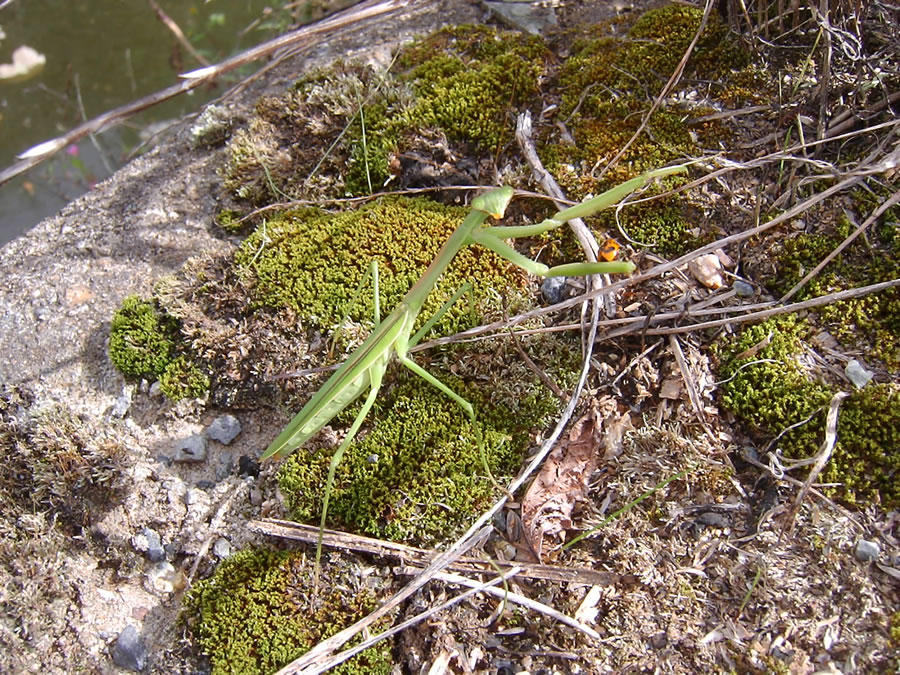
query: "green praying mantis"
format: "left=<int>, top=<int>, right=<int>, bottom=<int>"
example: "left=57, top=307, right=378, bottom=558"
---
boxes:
left=261, top=164, right=687, bottom=582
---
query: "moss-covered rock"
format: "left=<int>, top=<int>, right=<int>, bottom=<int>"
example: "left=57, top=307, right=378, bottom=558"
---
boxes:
left=278, top=366, right=562, bottom=545
left=184, top=549, right=392, bottom=675
left=717, top=316, right=900, bottom=507
left=108, top=295, right=180, bottom=378
left=234, top=196, right=528, bottom=339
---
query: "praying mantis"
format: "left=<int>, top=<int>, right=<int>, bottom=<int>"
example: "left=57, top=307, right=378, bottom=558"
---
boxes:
left=261, top=164, right=686, bottom=581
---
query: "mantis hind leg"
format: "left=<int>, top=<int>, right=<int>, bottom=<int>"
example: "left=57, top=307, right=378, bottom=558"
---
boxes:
left=313, top=366, right=384, bottom=592
left=398, top=356, right=508, bottom=498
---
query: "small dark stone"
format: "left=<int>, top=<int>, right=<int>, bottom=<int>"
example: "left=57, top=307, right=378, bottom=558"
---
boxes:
left=699, top=512, right=729, bottom=528
left=541, top=276, right=568, bottom=304
left=196, top=480, right=216, bottom=490
left=173, top=435, right=208, bottom=463
left=238, top=455, right=260, bottom=477
left=650, top=631, right=668, bottom=649
left=155, top=453, right=173, bottom=467
left=110, top=625, right=147, bottom=672
left=206, top=414, right=241, bottom=444
left=733, top=280, right=754, bottom=297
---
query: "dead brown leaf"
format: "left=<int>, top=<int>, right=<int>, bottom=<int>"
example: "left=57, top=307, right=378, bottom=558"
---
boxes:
left=520, top=408, right=605, bottom=562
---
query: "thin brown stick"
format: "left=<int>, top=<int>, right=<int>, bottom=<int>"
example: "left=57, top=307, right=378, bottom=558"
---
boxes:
left=249, top=518, right=619, bottom=586
left=146, top=0, right=210, bottom=67
left=668, top=334, right=717, bottom=444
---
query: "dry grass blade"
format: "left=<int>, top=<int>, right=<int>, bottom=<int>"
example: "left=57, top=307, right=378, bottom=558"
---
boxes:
left=781, top=391, right=851, bottom=536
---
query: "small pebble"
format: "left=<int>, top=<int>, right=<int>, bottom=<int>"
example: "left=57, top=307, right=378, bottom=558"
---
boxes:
left=206, top=414, right=242, bottom=444
left=541, top=276, right=568, bottom=304
left=109, top=386, right=134, bottom=419
left=367, top=454, right=379, bottom=464
left=110, top=625, right=147, bottom=672
left=845, top=359, right=874, bottom=389
left=216, top=452, right=235, bottom=481
left=196, top=480, right=216, bottom=490
left=155, top=453, right=173, bottom=467
left=249, top=487, right=263, bottom=507
left=688, top=254, right=724, bottom=289
left=147, top=561, right=183, bottom=593
left=148, top=381, right=163, bottom=398
left=238, top=455, right=260, bottom=477
left=132, top=528, right=166, bottom=562
left=733, top=280, right=754, bottom=297
left=173, top=435, right=208, bottom=463
left=213, top=537, right=232, bottom=559
left=855, top=539, right=880, bottom=562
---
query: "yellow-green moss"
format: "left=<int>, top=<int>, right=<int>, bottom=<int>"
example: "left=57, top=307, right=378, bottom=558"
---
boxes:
left=770, top=200, right=900, bottom=370
left=159, top=356, right=211, bottom=401
left=278, top=366, right=561, bottom=545
left=108, top=296, right=210, bottom=401
left=214, top=208, right=246, bottom=234
left=109, top=295, right=180, bottom=377
left=184, top=549, right=392, bottom=675
left=395, top=25, right=549, bottom=151
left=234, top=197, right=527, bottom=338
left=717, top=316, right=900, bottom=507
left=539, top=5, right=752, bottom=257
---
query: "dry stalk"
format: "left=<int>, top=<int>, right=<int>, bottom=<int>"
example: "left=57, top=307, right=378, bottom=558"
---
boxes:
left=1, top=0, right=417, bottom=186
left=780, top=391, right=850, bottom=537
left=146, top=0, right=210, bottom=67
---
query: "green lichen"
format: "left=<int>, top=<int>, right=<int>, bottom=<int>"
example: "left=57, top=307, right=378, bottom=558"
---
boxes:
left=159, top=355, right=210, bottom=402
left=184, top=549, right=392, bottom=675
left=717, top=315, right=900, bottom=507
left=278, top=365, right=561, bottom=545
left=108, top=295, right=180, bottom=377
left=234, top=197, right=528, bottom=338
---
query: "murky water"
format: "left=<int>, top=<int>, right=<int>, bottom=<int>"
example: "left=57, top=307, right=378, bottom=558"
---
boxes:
left=0, top=1, right=318, bottom=245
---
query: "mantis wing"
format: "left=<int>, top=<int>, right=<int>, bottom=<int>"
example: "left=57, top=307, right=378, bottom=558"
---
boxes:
left=261, top=309, right=409, bottom=460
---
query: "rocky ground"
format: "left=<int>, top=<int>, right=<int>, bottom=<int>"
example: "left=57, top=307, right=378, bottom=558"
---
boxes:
left=1, top=1, right=898, bottom=673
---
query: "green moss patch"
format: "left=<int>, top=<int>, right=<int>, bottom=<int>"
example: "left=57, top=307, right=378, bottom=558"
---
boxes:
left=108, top=295, right=211, bottom=402
left=184, top=549, right=392, bottom=675
left=109, top=295, right=180, bottom=377
left=769, top=197, right=900, bottom=370
left=235, top=196, right=528, bottom=338
left=717, top=316, right=900, bottom=507
left=278, top=366, right=561, bottom=545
